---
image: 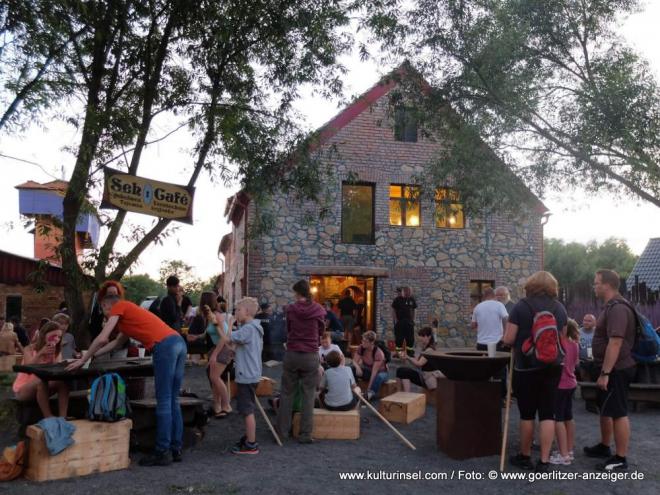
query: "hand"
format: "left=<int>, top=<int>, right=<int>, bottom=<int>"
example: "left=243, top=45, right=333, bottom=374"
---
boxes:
left=66, top=358, right=86, bottom=372
left=186, top=334, right=197, bottom=342
left=596, top=374, right=609, bottom=391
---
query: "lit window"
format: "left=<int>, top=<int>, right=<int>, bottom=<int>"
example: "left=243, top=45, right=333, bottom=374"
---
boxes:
left=390, top=185, right=421, bottom=227
left=394, top=106, right=418, bottom=142
left=342, top=183, right=375, bottom=244
left=470, top=280, right=494, bottom=309
left=435, top=188, right=464, bottom=229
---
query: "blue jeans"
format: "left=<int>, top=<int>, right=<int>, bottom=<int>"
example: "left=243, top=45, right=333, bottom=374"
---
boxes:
left=352, top=365, right=388, bottom=394
left=152, top=334, right=187, bottom=453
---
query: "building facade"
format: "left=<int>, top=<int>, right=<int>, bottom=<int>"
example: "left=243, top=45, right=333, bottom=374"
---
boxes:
left=220, top=70, right=547, bottom=343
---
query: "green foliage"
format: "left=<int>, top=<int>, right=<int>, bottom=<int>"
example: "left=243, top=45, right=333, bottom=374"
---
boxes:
left=158, top=260, right=217, bottom=305
left=122, top=274, right=164, bottom=304
left=365, top=0, right=660, bottom=209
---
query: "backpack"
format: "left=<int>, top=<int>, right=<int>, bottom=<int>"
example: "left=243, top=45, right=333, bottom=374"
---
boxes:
left=520, top=299, right=564, bottom=368
left=148, top=297, right=162, bottom=318
left=371, top=340, right=392, bottom=364
left=0, top=442, right=25, bottom=481
left=607, top=299, right=660, bottom=363
left=88, top=373, right=130, bottom=422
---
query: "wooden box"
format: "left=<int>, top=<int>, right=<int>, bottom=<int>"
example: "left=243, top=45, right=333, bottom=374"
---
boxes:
left=230, top=376, right=275, bottom=398
left=378, top=392, right=426, bottom=424
left=379, top=379, right=399, bottom=398
left=0, top=354, right=21, bottom=372
left=292, top=408, right=360, bottom=440
left=25, top=419, right=132, bottom=481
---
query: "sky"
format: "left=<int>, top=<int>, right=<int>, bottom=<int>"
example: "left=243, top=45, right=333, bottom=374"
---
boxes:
left=0, top=3, right=659, bottom=282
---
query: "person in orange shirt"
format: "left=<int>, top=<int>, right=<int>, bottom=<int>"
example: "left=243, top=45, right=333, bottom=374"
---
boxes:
left=67, top=295, right=186, bottom=467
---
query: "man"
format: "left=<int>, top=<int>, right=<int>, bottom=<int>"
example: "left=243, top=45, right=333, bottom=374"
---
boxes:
left=160, top=275, right=183, bottom=332
left=579, top=314, right=597, bottom=360
left=584, top=269, right=637, bottom=471
left=338, top=290, right=357, bottom=342
left=392, top=286, right=417, bottom=353
left=323, top=300, right=343, bottom=343
left=471, top=287, right=508, bottom=349
left=495, top=286, right=515, bottom=314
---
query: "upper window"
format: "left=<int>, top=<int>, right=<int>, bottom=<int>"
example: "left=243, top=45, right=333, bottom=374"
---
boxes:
left=469, top=280, right=494, bottom=308
left=435, top=188, right=465, bottom=229
left=342, top=183, right=374, bottom=244
left=389, top=185, right=421, bottom=227
left=394, top=106, right=418, bottom=142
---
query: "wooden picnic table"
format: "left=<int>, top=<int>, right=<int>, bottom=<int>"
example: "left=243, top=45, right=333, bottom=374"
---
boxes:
left=13, top=357, right=154, bottom=382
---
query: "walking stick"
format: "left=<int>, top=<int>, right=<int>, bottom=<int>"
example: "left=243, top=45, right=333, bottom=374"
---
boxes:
left=253, top=391, right=283, bottom=447
left=499, top=350, right=515, bottom=471
left=354, top=391, right=416, bottom=450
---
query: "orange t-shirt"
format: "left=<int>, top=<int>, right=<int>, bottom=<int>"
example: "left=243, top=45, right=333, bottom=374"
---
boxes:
left=110, top=300, right=178, bottom=350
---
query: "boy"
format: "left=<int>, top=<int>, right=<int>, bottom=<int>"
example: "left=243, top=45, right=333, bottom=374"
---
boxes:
left=319, top=350, right=360, bottom=411
left=221, top=297, right=263, bottom=455
left=319, top=332, right=342, bottom=369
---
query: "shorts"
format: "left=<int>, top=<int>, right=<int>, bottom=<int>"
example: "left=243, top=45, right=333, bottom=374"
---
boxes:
left=320, top=394, right=358, bottom=411
left=513, top=366, right=562, bottom=421
left=214, top=346, right=234, bottom=365
left=597, top=367, right=636, bottom=419
left=236, top=382, right=258, bottom=416
left=554, top=388, right=575, bottom=421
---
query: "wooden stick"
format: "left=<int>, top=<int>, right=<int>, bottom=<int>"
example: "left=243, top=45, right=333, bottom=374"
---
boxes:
left=253, top=391, right=283, bottom=447
left=354, top=391, right=416, bottom=450
left=499, top=350, right=515, bottom=471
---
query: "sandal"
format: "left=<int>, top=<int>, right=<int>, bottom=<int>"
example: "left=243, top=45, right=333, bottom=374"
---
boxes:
left=214, top=410, right=229, bottom=419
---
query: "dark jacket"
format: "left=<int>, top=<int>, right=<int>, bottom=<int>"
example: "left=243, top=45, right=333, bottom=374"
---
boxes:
left=160, top=293, right=182, bottom=332
left=285, top=299, right=325, bottom=353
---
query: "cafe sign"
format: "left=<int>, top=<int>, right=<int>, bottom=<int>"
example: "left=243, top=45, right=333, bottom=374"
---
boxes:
left=101, top=167, right=195, bottom=224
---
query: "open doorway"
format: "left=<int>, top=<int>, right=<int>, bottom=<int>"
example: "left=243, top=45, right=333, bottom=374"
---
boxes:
left=309, top=275, right=376, bottom=332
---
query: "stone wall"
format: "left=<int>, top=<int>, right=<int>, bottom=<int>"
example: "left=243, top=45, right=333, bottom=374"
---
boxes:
left=0, top=283, right=66, bottom=334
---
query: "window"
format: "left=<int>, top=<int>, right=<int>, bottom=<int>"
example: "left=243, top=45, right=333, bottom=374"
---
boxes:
left=341, top=183, right=374, bottom=244
left=394, top=106, right=418, bottom=142
left=5, top=295, right=22, bottom=321
left=389, top=185, right=421, bottom=227
left=470, top=280, right=494, bottom=308
left=435, top=188, right=465, bottom=229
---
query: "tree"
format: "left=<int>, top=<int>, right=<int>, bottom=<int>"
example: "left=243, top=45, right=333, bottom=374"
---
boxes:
left=121, top=274, right=163, bottom=304
left=1, top=1, right=357, bottom=344
left=365, top=0, right=660, bottom=212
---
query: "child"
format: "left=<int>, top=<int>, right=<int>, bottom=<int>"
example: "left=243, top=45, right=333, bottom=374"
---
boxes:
left=319, top=350, right=360, bottom=410
left=52, top=313, right=78, bottom=360
left=13, top=322, right=69, bottom=418
left=0, top=323, right=23, bottom=356
left=550, top=318, right=579, bottom=465
left=222, top=297, right=263, bottom=455
left=319, top=332, right=342, bottom=370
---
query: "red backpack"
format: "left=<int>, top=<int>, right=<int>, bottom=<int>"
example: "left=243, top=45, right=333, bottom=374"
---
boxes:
left=521, top=300, right=565, bottom=367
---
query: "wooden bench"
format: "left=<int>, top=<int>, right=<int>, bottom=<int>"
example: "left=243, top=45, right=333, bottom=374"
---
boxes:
left=25, top=419, right=132, bottom=481
left=129, top=396, right=207, bottom=451
left=579, top=381, right=660, bottom=411
left=12, top=390, right=89, bottom=437
left=292, top=408, right=360, bottom=440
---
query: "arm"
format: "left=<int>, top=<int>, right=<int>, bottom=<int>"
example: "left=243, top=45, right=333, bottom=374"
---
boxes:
left=392, top=306, right=398, bottom=325
left=366, top=358, right=384, bottom=390
left=95, top=333, right=129, bottom=357
left=14, top=335, right=24, bottom=354
left=66, top=316, right=120, bottom=370
left=502, top=322, right=518, bottom=346
left=596, top=337, right=624, bottom=391
left=408, top=355, right=427, bottom=368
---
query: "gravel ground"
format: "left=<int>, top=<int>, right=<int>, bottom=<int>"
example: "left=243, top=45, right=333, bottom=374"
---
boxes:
left=1, top=363, right=659, bottom=495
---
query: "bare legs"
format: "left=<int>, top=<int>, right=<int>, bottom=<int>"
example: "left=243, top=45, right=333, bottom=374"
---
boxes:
left=208, top=360, right=231, bottom=414
left=17, top=379, right=69, bottom=418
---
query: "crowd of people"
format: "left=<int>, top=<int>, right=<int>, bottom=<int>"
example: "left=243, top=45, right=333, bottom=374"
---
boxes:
left=2, top=267, right=649, bottom=474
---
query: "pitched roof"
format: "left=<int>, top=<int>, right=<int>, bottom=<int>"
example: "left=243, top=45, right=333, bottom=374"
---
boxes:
left=15, top=180, right=69, bottom=193
left=627, top=238, right=660, bottom=290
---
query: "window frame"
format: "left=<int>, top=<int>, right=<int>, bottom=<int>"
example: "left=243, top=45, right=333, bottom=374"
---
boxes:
left=341, top=181, right=375, bottom=245
left=394, top=106, right=418, bottom=143
left=469, top=280, right=494, bottom=308
left=389, top=184, right=422, bottom=227
left=435, top=187, right=465, bottom=229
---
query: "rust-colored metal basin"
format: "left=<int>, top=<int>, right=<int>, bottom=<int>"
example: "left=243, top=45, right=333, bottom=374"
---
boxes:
left=422, top=348, right=511, bottom=381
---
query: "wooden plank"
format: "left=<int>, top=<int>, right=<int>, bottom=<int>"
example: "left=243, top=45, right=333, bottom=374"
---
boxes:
left=292, top=408, right=360, bottom=440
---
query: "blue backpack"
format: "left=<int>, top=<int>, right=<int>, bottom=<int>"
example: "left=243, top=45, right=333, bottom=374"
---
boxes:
left=608, top=299, right=660, bottom=363
left=88, top=373, right=130, bottom=422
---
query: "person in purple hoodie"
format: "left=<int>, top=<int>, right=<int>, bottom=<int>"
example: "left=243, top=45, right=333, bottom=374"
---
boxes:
left=276, top=279, right=326, bottom=443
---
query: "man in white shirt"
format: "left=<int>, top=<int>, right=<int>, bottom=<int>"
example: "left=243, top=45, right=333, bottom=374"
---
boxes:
left=471, top=287, right=509, bottom=349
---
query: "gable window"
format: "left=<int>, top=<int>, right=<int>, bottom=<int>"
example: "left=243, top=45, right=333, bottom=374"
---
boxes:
left=389, top=185, right=421, bottom=227
left=469, top=280, right=494, bottom=308
left=435, top=188, right=465, bottom=229
left=394, top=106, right=418, bottom=142
left=342, top=183, right=374, bottom=244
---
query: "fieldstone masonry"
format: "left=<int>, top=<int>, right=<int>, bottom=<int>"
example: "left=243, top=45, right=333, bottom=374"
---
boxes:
left=222, top=77, right=544, bottom=345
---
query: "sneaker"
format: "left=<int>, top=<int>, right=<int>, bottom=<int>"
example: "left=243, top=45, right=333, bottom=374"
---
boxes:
left=233, top=435, right=247, bottom=450
left=534, top=461, right=551, bottom=473
left=596, top=455, right=628, bottom=472
left=139, top=451, right=172, bottom=467
left=551, top=450, right=575, bottom=461
left=171, top=449, right=183, bottom=463
left=366, top=390, right=375, bottom=401
left=549, top=453, right=572, bottom=465
left=509, top=453, right=534, bottom=470
left=231, top=440, right=259, bottom=455
left=584, top=443, right=612, bottom=458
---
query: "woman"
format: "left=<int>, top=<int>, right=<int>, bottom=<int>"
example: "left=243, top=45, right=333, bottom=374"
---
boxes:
left=276, top=280, right=325, bottom=444
left=0, top=322, right=23, bottom=356
left=502, top=271, right=567, bottom=473
left=396, top=327, right=439, bottom=392
left=89, top=280, right=125, bottom=341
left=187, top=291, right=234, bottom=417
left=351, top=331, right=389, bottom=400
left=13, top=322, right=69, bottom=418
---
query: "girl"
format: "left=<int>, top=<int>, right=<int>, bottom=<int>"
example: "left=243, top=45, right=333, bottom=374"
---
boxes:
left=13, top=321, right=69, bottom=418
left=396, top=326, right=439, bottom=392
left=550, top=318, right=579, bottom=465
left=188, top=291, right=234, bottom=417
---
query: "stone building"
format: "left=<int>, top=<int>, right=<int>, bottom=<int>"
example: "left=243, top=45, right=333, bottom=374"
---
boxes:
left=219, top=67, right=549, bottom=343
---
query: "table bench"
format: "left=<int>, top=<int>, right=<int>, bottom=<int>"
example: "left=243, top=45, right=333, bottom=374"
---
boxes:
left=11, top=390, right=89, bottom=437
left=578, top=381, right=660, bottom=411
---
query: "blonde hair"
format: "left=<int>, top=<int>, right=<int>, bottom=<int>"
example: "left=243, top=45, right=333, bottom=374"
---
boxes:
left=524, top=271, right=559, bottom=298
left=52, top=313, right=71, bottom=327
left=1, top=322, right=14, bottom=333
left=235, top=297, right=259, bottom=317
left=566, top=319, right=579, bottom=341
left=362, top=330, right=377, bottom=343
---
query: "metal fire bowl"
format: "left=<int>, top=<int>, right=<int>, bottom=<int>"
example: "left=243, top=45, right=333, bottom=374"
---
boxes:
left=422, top=348, right=511, bottom=381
